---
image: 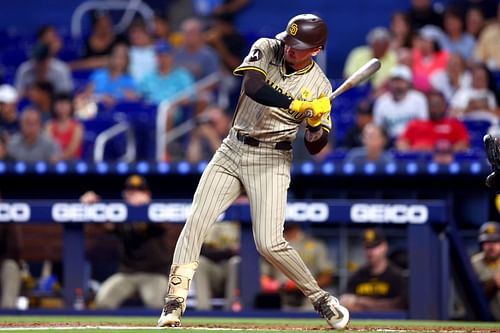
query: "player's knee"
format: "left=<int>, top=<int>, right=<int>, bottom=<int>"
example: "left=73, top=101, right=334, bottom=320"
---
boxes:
left=255, top=240, right=287, bottom=259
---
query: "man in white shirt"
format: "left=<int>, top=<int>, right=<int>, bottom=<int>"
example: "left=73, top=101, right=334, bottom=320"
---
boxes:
left=373, top=65, right=428, bottom=139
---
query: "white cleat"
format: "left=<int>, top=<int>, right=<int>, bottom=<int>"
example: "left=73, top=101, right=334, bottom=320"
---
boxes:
left=313, top=294, right=350, bottom=330
left=157, top=297, right=184, bottom=328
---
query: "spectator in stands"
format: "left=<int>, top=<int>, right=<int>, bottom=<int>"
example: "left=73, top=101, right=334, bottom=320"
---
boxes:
left=343, top=100, right=374, bottom=149
left=27, top=81, right=54, bottom=123
left=344, top=27, right=397, bottom=90
left=37, top=24, right=63, bottom=58
left=412, top=25, right=450, bottom=92
left=471, top=221, right=500, bottom=320
left=186, top=105, right=231, bottom=163
left=70, top=12, right=118, bottom=71
left=390, top=12, right=414, bottom=50
left=127, top=20, right=157, bottom=83
left=407, top=0, right=443, bottom=29
left=430, top=53, right=472, bottom=102
left=79, top=43, right=139, bottom=108
left=6, top=107, right=61, bottom=163
left=373, top=65, right=428, bottom=139
left=0, top=84, right=19, bottom=140
left=451, top=0, right=499, bottom=20
left=260, top=223, right=334, bottom=311
left=194, top=221, right=240, bottom=311
left=174, top=18, right=221, bottom=81
left=0, top=200, right=22, bottom=308
left=465, top=6, right=487, bottom=40
left=15, top=43, right=73, bottom=96
left=474, top=3, right=500, bottom=70
left=80, top=175, right=172, bottom=309
left=45, top=93, right=83, bottom=160
left=396, top=90, right=470, bottom=153
left=340, top=228, right=407, bottom=312
left=344, top=123, right=394, bottom=165
left=153, top=14, right=177, bottom=46
left=0, top=136, right=7, bottom=161
left=441, top=7, right=476, bottom=61
left=450, top=62, right=499, bottom=120
left=139, top=41, right=194, bottom=105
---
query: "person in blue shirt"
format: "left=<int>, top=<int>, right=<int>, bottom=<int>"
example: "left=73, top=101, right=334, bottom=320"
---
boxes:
left=82, top=43, right=139, bottom=107
left=139, top=41, right=195, bottom=105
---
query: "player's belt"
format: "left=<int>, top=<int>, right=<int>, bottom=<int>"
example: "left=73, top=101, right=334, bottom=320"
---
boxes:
left=236, top=132, right=292, bottom=151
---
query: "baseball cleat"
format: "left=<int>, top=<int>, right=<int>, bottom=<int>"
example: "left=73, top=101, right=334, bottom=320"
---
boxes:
left=313, top=293, right=350, bottom=330
left=157, top=297, right=184, bottom=327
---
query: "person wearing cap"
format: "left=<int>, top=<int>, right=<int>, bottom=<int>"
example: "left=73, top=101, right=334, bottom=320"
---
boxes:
left=342, top=99, right=374, bottom=149
left=373, top=64, right=428, bottom=139
left=396, top=90, right=469, bottom=154
left=343, top=27, right=397, bottom=89
left=471, top=221, right=500, bottom=320
left=80, top=175, right=172, bottom=309
left=340, top=228, right=407, bottom=312
left=0, top=84, right=20, bottom=141
left=14, top=43, right=73, bottom=96
left=138, top=41, right=194, bottom=105
left=412, top=25, right=450, bottom=92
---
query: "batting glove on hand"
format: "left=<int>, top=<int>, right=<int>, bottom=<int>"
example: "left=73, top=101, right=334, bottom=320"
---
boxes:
left=289, top=99, right=314, bottom=114
left=307, top=95, right=331, bottom=128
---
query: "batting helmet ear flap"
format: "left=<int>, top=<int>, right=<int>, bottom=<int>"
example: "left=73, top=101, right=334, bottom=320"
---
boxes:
left=276, top=14, right=328, bottom=50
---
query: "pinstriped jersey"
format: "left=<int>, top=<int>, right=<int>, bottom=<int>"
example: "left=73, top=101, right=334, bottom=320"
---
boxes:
left=233, top=38, right=332, bottom=143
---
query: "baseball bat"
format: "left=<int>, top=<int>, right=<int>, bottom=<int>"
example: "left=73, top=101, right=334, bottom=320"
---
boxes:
left=305, top=58, right=381, bottom=117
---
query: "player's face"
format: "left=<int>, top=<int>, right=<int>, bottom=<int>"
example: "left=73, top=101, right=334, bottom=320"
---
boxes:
left=123, top=189, right=151, bottom=206
left=482, top=241, right=500, bottom=261
left=284, top=45, right=319, bottom=70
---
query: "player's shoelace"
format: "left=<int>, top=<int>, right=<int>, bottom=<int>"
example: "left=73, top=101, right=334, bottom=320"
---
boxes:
left=162, top=297, right=184, bottom=315
left=313, top=294, right=341, bottom=320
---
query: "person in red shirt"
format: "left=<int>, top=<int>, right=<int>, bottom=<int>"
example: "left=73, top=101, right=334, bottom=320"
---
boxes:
left=396, top=90, right=470, bottom=152
left=45, top=92, right=84, bottom=160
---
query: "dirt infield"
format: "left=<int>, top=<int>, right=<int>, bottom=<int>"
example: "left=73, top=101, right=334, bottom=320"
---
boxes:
left=0, top=321, right=498, bottom=332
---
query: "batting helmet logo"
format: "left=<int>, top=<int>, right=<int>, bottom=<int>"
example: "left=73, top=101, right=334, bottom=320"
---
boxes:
left=276, top=14, right=328, bottom=50
left=289, top=23, right=298, bottom=36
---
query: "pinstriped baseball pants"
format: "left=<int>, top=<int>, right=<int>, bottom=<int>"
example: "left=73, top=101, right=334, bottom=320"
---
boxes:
left=172, top=129, right=325, bottom=302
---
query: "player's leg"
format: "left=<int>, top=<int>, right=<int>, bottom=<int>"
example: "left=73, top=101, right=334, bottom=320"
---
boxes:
left=0, top=259, right=21, bottom=308
left=137, top=273, right=168, bottom=309
left=95, top=273, right=136, bottom=309
left=159, top=144, right=243, bottom=326
left=242, top=148, right=349, bottom=329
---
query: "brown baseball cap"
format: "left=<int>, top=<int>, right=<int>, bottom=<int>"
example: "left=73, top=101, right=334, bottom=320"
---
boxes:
left=275, top=14, right=328, bottom=50
left=124, top=175, right=149, bottom=191
left=478, top=221, right=500, bottom=243
left=362, top=228, right=386, bottom=248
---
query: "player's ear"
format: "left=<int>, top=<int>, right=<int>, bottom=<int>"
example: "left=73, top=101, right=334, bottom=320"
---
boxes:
left=311, top=48, right=321, bottom=57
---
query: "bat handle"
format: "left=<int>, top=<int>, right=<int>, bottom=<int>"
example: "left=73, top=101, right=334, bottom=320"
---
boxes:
left=304, top=109, right=313, bottom=118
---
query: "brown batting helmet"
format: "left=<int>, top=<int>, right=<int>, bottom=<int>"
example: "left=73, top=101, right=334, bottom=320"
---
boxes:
left=275, top=14, right=328, bottom=50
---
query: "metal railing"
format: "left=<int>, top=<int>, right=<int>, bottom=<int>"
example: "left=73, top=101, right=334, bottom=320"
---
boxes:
left=93, top=121, right=136, bottom=162
left=71, top=0, right=154, bottom=39
left=156, top=72, right=222, bottom=161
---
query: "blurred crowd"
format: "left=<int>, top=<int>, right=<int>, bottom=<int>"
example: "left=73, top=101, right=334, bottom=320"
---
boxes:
left=0, top=0, right=498, bottom=165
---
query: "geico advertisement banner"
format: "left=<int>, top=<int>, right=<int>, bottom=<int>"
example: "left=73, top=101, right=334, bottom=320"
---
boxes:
left=0, top=201, right=445, bottom=224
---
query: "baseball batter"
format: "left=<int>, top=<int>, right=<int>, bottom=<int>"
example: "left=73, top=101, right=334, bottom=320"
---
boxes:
left=158, top=14, right=349, bottom=329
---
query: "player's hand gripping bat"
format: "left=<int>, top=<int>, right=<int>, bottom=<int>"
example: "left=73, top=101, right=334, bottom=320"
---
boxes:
left=305, top=58, right=381, bottom=117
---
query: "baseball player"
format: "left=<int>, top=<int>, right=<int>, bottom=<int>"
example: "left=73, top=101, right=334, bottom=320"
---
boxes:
left=158, top=14, right=349, bottom=329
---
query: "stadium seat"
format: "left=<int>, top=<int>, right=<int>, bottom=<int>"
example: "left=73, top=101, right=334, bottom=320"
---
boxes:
left=462, top=119, right=492, bottom=149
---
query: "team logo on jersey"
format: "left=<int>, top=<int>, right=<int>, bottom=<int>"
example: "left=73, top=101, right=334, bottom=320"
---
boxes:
left=300, top=88, right=312, bottom=100
left=289, top=23, right=298, bottom=36
left=248, top=49, right=262, bottom=62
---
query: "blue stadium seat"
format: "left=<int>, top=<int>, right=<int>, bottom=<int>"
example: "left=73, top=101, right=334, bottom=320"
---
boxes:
left=454, top=148, right=486, bottom=162
left=81, top=117, right=118, bottom=161
left=393, top=150, right=432, bottom=162
left=462, top=119, right=492, bottom=149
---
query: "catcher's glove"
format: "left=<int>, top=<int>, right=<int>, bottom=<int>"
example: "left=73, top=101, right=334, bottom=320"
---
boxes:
left=484, top=134, right=500, bottom=189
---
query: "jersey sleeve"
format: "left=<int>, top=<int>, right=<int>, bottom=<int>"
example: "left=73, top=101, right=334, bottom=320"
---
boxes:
left=233, top=38, right=275, bottom=77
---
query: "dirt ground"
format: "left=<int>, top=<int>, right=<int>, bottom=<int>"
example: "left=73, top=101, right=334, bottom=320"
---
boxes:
left=0, top=321, right=498, bottom=332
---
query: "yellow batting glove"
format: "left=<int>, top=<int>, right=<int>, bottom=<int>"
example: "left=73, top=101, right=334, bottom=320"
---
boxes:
left=289, top=99, right=313, bottom=114
left=307, top=95, right=331, bottom=128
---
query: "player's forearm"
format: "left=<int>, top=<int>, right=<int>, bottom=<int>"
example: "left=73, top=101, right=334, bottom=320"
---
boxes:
left=243, top=71, right=292, bottom=108
left=304, top=127, right=328, bottom=155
